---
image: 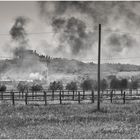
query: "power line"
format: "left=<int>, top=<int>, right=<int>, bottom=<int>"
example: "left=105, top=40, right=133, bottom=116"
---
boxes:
left=79, top=56, right=140, bottom=61
left=1, top=27, right=140, bottom=37
left=1, top=56, right=140, bottom=61
left=0, top=26, right=97, bottom=36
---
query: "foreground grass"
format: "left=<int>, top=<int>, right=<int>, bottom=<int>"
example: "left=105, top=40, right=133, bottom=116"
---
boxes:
left=1, top=101, right=140, bottom=138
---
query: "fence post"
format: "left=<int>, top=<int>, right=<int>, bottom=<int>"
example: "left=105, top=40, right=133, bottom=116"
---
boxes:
left=91, top=90, right=94, bottom=103
left=123, top=91, right=126, bottom=104
left=25, top=92, right=28, bottom=105
left=59, top=90, right=62, bottom=104
left=11, top=91, right=15, bottom=106
left=44, top=91, right=47, bottom=106
left=19, top=92, right=20, bottom=99
left=83, top=90, right=85, bottom=99
left=62, top=91, right=64, bottom=99
left=137, top=89, right=138, bottom=95
left=121, top=89, right=123, bottom=96
left=78, top=91, right=80, bottom=104
left=110, top=90, right=113, bottom=103
left=1, top=92, right=3, bottom=100
left=22, top=92, right=24, bottom=98
left=32, top=91, right=34, bottom=100
left=72, top=91, right=74, bottom=100
left=52, top=90, right=54, bottom=100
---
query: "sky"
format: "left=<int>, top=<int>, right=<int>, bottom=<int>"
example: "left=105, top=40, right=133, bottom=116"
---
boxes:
left=1, top=1, right=140, bottom=65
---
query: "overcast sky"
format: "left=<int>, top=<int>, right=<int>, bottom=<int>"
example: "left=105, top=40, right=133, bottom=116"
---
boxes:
left=1, top=1, right=140, bottom=65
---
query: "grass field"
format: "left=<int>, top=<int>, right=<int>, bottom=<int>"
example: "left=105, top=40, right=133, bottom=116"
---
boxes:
left=1, top=100, right=140, bottom=139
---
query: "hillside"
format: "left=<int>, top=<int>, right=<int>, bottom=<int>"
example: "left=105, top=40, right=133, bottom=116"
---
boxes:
left=47, top=58, right=140, bottom=82
left=0, top=50, right=140, bottom=83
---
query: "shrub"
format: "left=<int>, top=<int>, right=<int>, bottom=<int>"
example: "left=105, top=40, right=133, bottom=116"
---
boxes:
left=100, top=79, right=108, bottom=91
left=17, top=82, right=28, bottom=93
left=31, top=84, right=43, bottom=93
left=66, top=81, right=78, bottom=90
left=49, top=81, right=63, bottom=90
left=0, top=84, right=6, bottom=92
left=110, top=78, right=128, bottom=90
left=129, top=80, right=139, bottom=90
left=120, top=79, right=128, bottom=89
left=80, top=79, right=95, bottom=90
left=110, top=78, right=120, bottom=90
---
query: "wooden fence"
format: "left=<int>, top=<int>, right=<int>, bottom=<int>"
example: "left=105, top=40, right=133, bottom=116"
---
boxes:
left=0, top=89, right=140, bottom=105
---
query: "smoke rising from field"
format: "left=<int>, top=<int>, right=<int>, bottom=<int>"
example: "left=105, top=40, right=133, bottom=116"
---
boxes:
left=52, top=17, right=96, bottom=55
left=9, top=16, right=29, bottom=58
left=1, top=16, right=48, bottom=82
left=10, top=16, right=27, bottom=43
left=107, top=33, right=137, bottom=53
left=37, top=1, right=140, bottom=60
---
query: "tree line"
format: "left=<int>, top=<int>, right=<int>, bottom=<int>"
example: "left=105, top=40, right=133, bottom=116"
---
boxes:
left=0, top=77, right=139, bottom=93
left=48, top=78, right=139, bottom=92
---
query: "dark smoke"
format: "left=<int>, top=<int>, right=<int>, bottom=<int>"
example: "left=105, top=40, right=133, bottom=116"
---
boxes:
left=38, top=1, right=140, bottom=58
left=63, top=17, right=87, bottom=55
left=9, top=16, right=29, bottom=57
left=38, top=1, right=140, bottom=32
left=52, top=17, right=95, bottom=55
left=38, top=1, right=112, bottom=28
left=107, top=33, right=137, bottom=53
left=52, top=17, right=66, bottom=32
left=116, top=2, right=140, bottom=29
left=10, top=16, right=28, bottom=43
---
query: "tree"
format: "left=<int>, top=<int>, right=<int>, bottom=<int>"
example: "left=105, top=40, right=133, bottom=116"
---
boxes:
left=17, top=81, right=29, bottom=98
left=57, top=81, right=63, bottom=90
left=128, top=79, right=139, bottom=95
left=31, top=84, right=43, bottom=93
left=66, top=81, right=78, bottom=91
left=100, top=79, right=108, bottom=92
left=17, top=82, right=28, bottom=93
left=130, top=80, right=138, bottom=90
left=110, top=78, right=120, bottom=90
left=0, top=84, right=6, bottom=100
left=49, top=81, right=63, bottom=90
left=0, top=84, right=6, bottom=92
left=120, top=79, right=128, bottom=89
left=80, top=79, right=95, bottom=90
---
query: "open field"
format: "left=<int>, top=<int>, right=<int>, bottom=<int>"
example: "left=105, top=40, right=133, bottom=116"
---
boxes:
left=1, top=100, right=140, bottom=138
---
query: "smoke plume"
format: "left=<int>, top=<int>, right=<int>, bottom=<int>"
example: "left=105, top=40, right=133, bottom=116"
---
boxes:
left=52, top=17, right=95, bottom=55
left=0, top=16, right=49, bottom=82
left=37, top=1, right=140, bottom=60
left=107, top=33, right=137, bottom=53
left=10, top=16, right=27, bottom=42
left=9, top=16, right=29, bottom=57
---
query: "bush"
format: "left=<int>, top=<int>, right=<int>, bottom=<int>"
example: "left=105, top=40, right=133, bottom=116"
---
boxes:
left=49, top=81, right=63, bottom=90
left=66, top=81, right=78, bottom=90
left=110, top=78, right=128, bottom=90
left=17, top=82, right=28, bottom=93
left=120, top=79, right=128, bottom=89
left=0, top=84, right=6, bottom=92
left=110, top=78, right=120, bottom=89
left=129, top=80, right=139, bottom=90
left=100, top=79, right=108, bottom=91
left=80, top=79, right=95, bottom=90
left=89, top=79, right=108, bottom=91
left=31, top=84, right=43, bottom=93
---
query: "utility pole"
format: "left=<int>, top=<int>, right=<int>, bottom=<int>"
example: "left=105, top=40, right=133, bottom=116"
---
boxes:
left=97, top=24, right=101, bottom=110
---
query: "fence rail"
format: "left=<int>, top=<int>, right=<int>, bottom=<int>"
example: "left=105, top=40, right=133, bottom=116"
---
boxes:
left=0, top=89, right=140, bottom=105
